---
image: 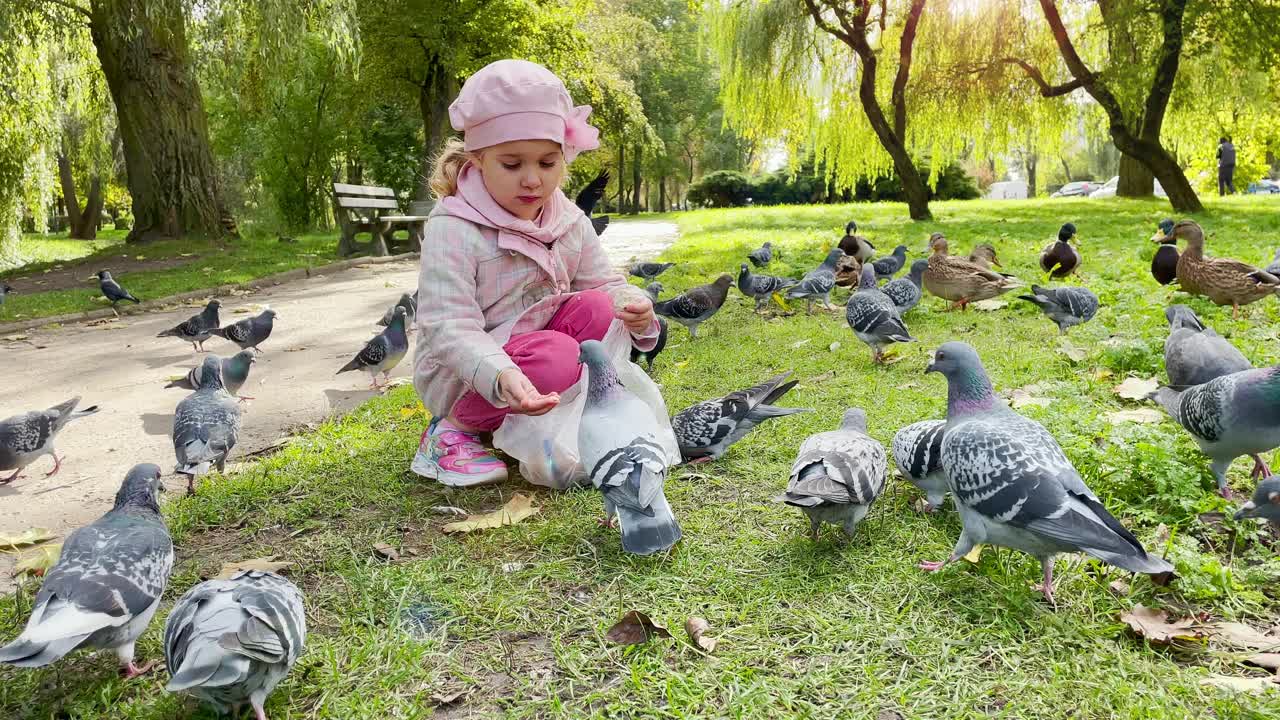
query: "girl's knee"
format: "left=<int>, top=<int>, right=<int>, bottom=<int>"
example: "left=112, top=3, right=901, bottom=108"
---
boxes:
left=563, top=289, right=615, bottom=341
left=513, top=330, right=583, bottom=393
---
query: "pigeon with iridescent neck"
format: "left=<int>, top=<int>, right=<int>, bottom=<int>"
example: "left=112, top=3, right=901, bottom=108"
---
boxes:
left=737, top=263, right=797, bottom=312
left=652, top=274, right=732, bottom=338
left=166, top=350, right=257, bottom=399
left=173, top=357, right=242, bottom=494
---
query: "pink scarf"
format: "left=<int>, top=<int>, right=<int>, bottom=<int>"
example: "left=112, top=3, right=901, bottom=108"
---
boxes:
left=440, top=162, right=585, bottom=280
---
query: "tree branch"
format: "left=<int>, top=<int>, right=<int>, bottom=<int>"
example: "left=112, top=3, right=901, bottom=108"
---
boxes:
left=891, top=0, right=927, bottom=139
left=802, top=0, right=854, bottom=46
left=36, top=0, right=91, bottom=19
left=1139, top=0, right=1189, bottom=139
left=997, top=58, right=1086, bottom=97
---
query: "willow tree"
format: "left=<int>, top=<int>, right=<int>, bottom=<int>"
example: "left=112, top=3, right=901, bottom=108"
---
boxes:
left=0, top=35, right=58, bottom=265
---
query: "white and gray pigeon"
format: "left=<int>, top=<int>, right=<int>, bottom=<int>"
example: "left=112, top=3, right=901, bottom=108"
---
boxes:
left=1151, top=365, right=1280, bottom=498
left=1163, top=305, right=1251, bottom=389
left=166, top=350, right=257, bottom=399
left=1016, top=284, right=1099, bottom=335
left=629, top=262, right=675, bottom=282
left=0, top=464, right=171, bottom=677
left=577, top=340, right=681, bottom=555
left=211, top=308, right=277, bottom=353
left=737, top=263, right=797, bottom=312
left=748, top=241, right=773, bottom=268
left=0, top=397, right=100, bottom=484
left=652, top=274, right=732, bottom=339
left=0, top=283, right=13, bottom=306
left=774, top=408, right=887, bottom=540
left=378, top=291, right=417, bottom=328
left=845, top=265, right=914, bottom=364
left=1266, top=248, right=1280, bottom=277
left=96, top=270, right=140, bottom=314
left=1234, top=476, right=1280, bottom=528
left=156, top=300, right=222, bottom=351
left=872, top=245, right=909, bottom=281
left=892, top=419, right=948, bottom=512
left=882, top=259, right=927, bottom=314
left=672, top=372, right=810, bottom=463
left=785, top=248, right=844, bottom=313
left=173, top=356, right=243, bottom=494
left=923, top=342, right=1173, bottom=606
left=338, top=305, right=409, bottom=388
left=164, top=570, right=306, bottom=720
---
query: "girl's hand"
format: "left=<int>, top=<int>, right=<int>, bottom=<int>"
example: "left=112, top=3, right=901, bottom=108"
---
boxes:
left=617, top=299, right=656, bottom=335
left=497, top=368, right=560, bottom=416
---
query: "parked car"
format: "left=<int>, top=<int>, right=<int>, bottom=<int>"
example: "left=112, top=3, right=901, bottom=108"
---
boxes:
left=1050, top=180, right=1098, bottom=198
left=1247, top=179, right=1280, bottom=194
left=1088, top=175, right=1167, bottom=199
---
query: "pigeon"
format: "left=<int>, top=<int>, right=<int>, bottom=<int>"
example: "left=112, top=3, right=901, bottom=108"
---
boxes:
left=1163, top=305, right=1251, bottom=389
left=630, top=317, right=668, bottom=372
left=164, top=570, right=306, bottom=720
left=577, top=340, right=681, bottom=555
left=377, top=292, right=417, bottom=327
left=1016, top=285, right=1099, bottom=335
left=922, top=342, right=1173, bottom=606
left=845, top=266, right=915, bottom=364
left=785, top=248, right=843, bottom=313
left=1040, top=223, right=1081, bottom=278
left=1266, top=249, right=1280, bottom=277
left=748, top=241, right=773, bottom=267
left=892, top=419, right=948, bottom=512
left=643, top=282, right=664, bottom=302
left=96, top=270, right=140, bottom=314
left=156, top=300, right=222, bottom=351
left=652, top=274, right=732, bottom=338
left=872, top=245, right=909, bottom=281
left=1151, top=219, right=1179, bottom=285
left=338, top=306, right=409, bottom=388
left=211, top=308, right=277, bottom=353
left=1233, top=476, right=1280, bottom=528
left=737, top=263, right=797, bottom=312
left=1151, top=365, right=1280, bottom=498
left=166, top=350, right=257, bottom=399
left=574, top=170, right=611, bottom=236
left=774, top=408, right=887, bottom=540
left=173, top=356, right=243, bottom=494
left=838, top=221, right=876, bottom=262
left=0, top=397, right=100, bottom=483
left=672, top=372, right=809, bottom=463
left=0, top=464, right=171, bottom=677
left=0, top=283, right=12, bottom=306
left=966, top=243, right=1003, bottom=270
left=630, top=262, right=675, bottom=282
left=882, top=259, right=927, bottom=314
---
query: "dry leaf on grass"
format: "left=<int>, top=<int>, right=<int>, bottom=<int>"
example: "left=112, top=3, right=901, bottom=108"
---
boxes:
left=1008, top=389, right=1052, bottom=409
left=430, top=505, right=468, bottom=517
left=605, top=610, right=671, bottom=646
left=1207, top=622, right=1280, bottom=652
left=431, top=689, right=469, bottom=706
left=684, top=617, right=718, bottom=653
left=1121, top=605, right=1204, bottom=644
left=962, top=545, right=984, bottom=563
left=1200, top=675, right=1280, bottom=693
left=1247, top=653, right=1280, bottom=671
left=827, top=342, right=841, bottom=352
left=2, top=334, right=29, bottom=342
left=1108, top=580, right=1131, bottom=597
left=791, top=339, right=811, bottom=349
left=1114, top=377, right=1159, bottom=401
left=284, top=346, right=308, bottom=352
left=373, top=543, right=400, bottom=561
left=442, top=493, right=540, bottom=534
left=1055, top=338, right=1087, bottom=363
left=0, top=528, right=57, bottom=551
left=12, top=544, right=61, bottom=579
left=1106, top=408, right=1166, bottom=425
left=215, top=556, right=292, bottom=579
left=971, top=299, right=1008, bottom=311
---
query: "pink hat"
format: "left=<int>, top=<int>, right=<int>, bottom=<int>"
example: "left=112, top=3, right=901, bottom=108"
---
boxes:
left=449, top=59, right=600, bottom=162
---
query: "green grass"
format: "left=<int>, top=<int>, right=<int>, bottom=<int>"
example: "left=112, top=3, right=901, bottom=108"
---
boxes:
left=3, top=197, right=1280, bottom=718
left=12, top=228, right=128, bottom=265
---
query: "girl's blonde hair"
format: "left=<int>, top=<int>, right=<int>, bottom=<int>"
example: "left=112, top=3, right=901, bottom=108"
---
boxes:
left=428, top=138, right=471, bottom=199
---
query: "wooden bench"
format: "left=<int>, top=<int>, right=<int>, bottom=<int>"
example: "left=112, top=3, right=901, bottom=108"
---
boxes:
left=332, top=183, right=432, bottom=257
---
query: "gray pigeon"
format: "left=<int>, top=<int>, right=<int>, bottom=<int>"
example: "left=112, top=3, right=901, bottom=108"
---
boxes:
left=923, top=342, right=1173, bottom=606
left=0, top=283, right=13, bottom=306
left=672, top=372, right=810, bottom=463
left=1266, top=249, right=1280, bottom=277
left=872, top=245, right=908, bottom=281
left=0, top=397, right=100, bottom=483
left=1234, top=476, right=1280, bottom=528
left=166, top=350, right=257, bottom=399
left=0, top=464, right=171, bottom=677
left=1163, top=305, right=1251, bottom=389
left=211, top=308, right=277, bottom=353
left=630, top=262, right=675, bottom=282
left=156, top=300, right=222, bottom=351
left=1017, top=284, right=1099, bottom=335
left=774, top=408, right=887, bottom=540
left=96, top=270, right=140, bottom=314
left=652, top=274, right=732, bottom=339
left=378, top=292, right=417, bottom=328
left=630, top=317, right=668, bottom=372
left=845, top=266, right=914, bottom=364
left=173, top=356, right=243, bottom=494
left=338, top=306, right=409, bottom=388
left=748, top=242, right=773, bottom=268
left=892, top=419, right=948, bottom=512
left=737, top=263, right=797, bottom=312
left=577, top=340, right=681, bottom=555
left=785, top=248, right=843, bottom=313
left=882, top=259, right=927, bottom=314
left=643, top=282, right=664, bottom=302
left=164, top=570, right=306, bottom=720
left=1151, top=365, right=1280, bottom=498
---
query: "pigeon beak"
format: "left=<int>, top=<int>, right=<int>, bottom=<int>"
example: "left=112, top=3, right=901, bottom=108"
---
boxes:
left=924, top=361, right=938, bottom=375
left=1234, top=501, right=1257, bottom=520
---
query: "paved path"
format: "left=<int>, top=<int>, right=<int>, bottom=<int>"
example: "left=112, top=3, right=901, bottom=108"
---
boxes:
left=0, top=220, right=678, bottom=584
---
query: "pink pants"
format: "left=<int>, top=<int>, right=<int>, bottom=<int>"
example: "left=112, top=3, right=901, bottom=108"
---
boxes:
left=452, top=289, right=614, bottom=431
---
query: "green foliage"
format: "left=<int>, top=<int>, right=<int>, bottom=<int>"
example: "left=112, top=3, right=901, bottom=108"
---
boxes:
left=687, top=170, right=753, bottom=207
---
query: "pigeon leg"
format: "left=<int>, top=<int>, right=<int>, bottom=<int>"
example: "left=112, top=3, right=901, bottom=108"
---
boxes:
left=186, top=475, right=197, bottom=495
left=121, top=660, right=156, bottom=679
left=920, top=532, right=976, bottom=572
left=1032, top=558, right=1057, bottom=608
left=254, top=703, right=268, bottom=720
left=191, top=341, right=199, bottom=352
left=44, top=453, right=62, bottom=478
left=1250, top=453, right=1273, bottom=480
left=687, top=456, right=713, bottom=465
left=0, top=468, right=22, bottom=484
left=808, top=516, right=821, bottom=541
left=597, top=515, right=618, bottom=529
left=1233, top=303, right=1240, bottom=320
left=1211, top=457, right=1233, bottom=498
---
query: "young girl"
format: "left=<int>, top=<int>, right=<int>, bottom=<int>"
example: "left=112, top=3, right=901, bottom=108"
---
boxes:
left=411, top=59, right=660, bottom=488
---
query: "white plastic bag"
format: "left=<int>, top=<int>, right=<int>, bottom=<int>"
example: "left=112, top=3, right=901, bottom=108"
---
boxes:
left=492, top=322, right=679, bottom=489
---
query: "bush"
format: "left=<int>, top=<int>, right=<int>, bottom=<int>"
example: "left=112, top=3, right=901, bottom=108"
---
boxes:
left=685, top=162, right=979, bottom=208
left=687, top=170, right=753, bottom=208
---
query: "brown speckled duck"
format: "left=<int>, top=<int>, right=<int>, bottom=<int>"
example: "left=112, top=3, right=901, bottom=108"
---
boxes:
left=1150, top=218, right=1179, bottom=285
left=833, top=252, right=863, bottom=288
left=967, top=243, right=1002, bottom=270
left=923, top=233, right=1022, bottom=310
left=1165, top=219, right=1280, bottom=317
left=838, top=221, right=876, bottom=262
left=1039, top=223, right=1081, bottom=278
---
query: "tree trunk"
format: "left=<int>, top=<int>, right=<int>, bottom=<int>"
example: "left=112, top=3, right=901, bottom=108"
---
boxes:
left=1025, top=153, right=1038, bottom=197
left=58, top=153, right=103, bottom=240
left=658, top=175, right=666, bottom=212
left=617, top=143, right=626, bottom=213
left=416, top=61, right=458, bottom=200
left=1117, top=154, right=1155, bottom=196
left=1059, top=156, right=1072, bottom=182
left=89, top=0, right=235, bottom=243
left=631, top=143, right=641, bottom=215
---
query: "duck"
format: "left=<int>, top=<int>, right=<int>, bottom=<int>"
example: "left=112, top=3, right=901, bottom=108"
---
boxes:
left=838, top=221, right=876, bottom=262
left=922, top=233, right=1022, bottom=310
left=966, top=243, right=1002, bottom=270
left=1039, top=222, right=1081, bottom=278
left=833, top=252, right=863, bottom=288
left=1150, top=218, right=1179, bottom=285
left=1165, top=219, right=1280, bottom=317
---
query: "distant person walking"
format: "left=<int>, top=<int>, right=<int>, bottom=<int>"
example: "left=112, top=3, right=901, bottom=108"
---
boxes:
left=1217, top=136, right=1236, bottom=195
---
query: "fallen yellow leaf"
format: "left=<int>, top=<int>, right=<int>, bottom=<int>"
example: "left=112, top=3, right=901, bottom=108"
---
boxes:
left=0, top=528, right=57, bottom=552
left=13, top=543, right=62, bottom=579
left=963, top=545, right=984, bottom=563
left=215, top=556, right=292, bottom=579
left=442, top=493, right=540, bottom=534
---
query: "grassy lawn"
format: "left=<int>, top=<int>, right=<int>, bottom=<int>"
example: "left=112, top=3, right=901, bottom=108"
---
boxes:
left=3, top=197, right=1280, bottom=718
left=12, top=228, right=128, bottom=265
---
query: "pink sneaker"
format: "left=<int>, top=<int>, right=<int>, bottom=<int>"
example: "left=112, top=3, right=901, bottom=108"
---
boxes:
left=411, top=420, right=507, bottom=487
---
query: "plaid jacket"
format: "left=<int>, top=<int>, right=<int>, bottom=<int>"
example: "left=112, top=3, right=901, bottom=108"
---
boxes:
left=413, top=209, right=658, bottom=418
